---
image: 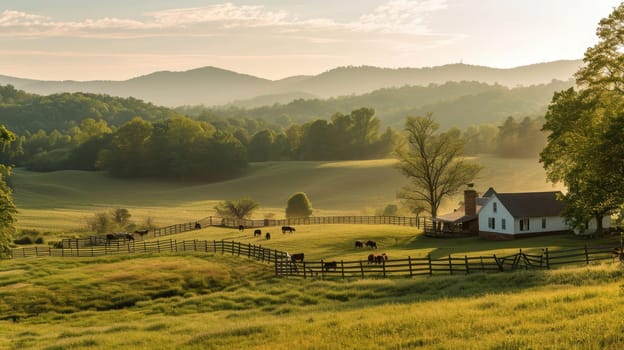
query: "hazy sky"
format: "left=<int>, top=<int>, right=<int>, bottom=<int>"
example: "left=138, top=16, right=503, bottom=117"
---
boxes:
left=1, top=0, right=621, bottom=81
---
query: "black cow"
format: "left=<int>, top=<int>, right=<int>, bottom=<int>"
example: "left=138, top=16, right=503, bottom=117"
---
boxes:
left=195, top=222, right=202, bottom=229
left=265, top=232, right=271, bottom=240
left=323, top=261, right=338, bottom=272
left=355, top=240, right=364, bottom=248
left=290, top=253, right=304, bottom=262
left=238, top=225, right=245, bottom=232
left=365, top=240, right=377, bottom=249
left=281, top=226, right=296, bottom=234
left=254, top=229, right=262, bottom=237
left=134, top=229, right=149, bottom=238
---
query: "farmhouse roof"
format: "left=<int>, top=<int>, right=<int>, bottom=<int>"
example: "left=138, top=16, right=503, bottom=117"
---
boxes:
left=494, top=191, right=565, bottom=218
left=435, top=197, right=488, bottom=223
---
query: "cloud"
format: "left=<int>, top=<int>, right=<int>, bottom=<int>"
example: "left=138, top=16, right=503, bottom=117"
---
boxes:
left=0, top=1, right=449, bottom=37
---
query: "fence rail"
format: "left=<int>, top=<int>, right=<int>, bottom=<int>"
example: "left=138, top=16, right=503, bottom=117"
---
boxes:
left=61, top=216, right=432, bottom=249
left=10, top=240, right=621, bottom=280
left=275, top=246, right=621, bottom=279
left=13, top=239, right=288, bottom=264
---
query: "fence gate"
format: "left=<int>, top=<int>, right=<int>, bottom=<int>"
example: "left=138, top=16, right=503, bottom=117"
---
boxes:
left=494, top=251, right=545, bottom=271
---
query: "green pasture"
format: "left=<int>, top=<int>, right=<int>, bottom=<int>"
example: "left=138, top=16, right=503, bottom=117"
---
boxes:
left=2, top=248, right=624, bottom=349
left=10, top=156, right=563, bottom=233
left=170, top=224, right=619, bottom=261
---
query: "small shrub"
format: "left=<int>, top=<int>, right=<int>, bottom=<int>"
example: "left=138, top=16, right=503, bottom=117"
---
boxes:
left=34, top=237, right=44, bottom=244
left=13, top=236, right=33, bottom=245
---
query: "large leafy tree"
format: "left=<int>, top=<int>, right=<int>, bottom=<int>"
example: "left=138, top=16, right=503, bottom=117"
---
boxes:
left=0, top=125, right=17, bottom=258
left=395, top=114, right=482, bottom=219
left=541, top=3, right=624, bottom=234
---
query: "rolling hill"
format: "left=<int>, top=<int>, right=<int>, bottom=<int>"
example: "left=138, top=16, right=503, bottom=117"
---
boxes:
left=0, top=60, right=582, bottom=107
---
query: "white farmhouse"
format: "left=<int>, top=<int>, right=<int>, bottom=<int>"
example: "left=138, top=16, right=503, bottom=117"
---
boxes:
left=478, top=188, right=610, bottom=239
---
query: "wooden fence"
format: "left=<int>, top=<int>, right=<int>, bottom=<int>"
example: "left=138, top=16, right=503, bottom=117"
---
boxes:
left=220, top=215, right=431, bottom=229
left=275, top=246, right=620, bottom=279
left=13, top=239, right=288, bottom=264
left=9, top=239, right=621, bottom=280
left=61, top=216, right=431, bottom=249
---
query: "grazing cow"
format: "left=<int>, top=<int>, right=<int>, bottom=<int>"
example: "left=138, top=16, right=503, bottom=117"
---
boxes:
left=238, top=225, right=245, bottom=232
left=265, top=232, right=271, bottom=240
left=365, top=240, right=377, bottom=249
left=355, top=240, right=364, bottom=248
left=323, top=261, right=338, bottom=272
left=254, top=229, right=262, bottom=237
left=194, top=222, right=202, bottom=229
left=367, top=253, right=387, bottom=264
left=281, top=226, right=296, bottom=234
left=106, top=232, right=134, bottom=245
left=367, top=254, right=375, bottom=264
left=291, top=253, right=305, bottom=263
left=134, top=229, right=149, bottom=238
left=375, top=253, right=388, bottom=264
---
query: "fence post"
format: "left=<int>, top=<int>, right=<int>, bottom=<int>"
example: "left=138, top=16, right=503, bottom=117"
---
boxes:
left=213, top=240, right=217, bottom=253
left=248, top=243, right=251, bottom=258
left=585, top=245, right=589, bottom=265
left=341, top=260, right=345, bottom=279
left=465, top=255, right=469, bottom=274
left=382, top=260, right=386, bottom=277
left=428, top=254, right=432, bottom=275
left=231, top=241, right=235, bottom=255
left=221, top=240, right=225, bottom=255
left=321, top=259, right=325, bottom=280
left=275, top=255, right=278, bottom=276
left=238, top=242, right=241, bottom=256
left=408, top=256, right=413, bottom=277
left=545, top=248, right=550, bottom=269
left=360, top=260, right=364, bottom=278
left=157, top=240, right=161, bottom=253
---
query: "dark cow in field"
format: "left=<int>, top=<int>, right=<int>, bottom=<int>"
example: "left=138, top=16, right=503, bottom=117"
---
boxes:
left=106, top=232, right=134, bottom=245
left=254, top=229, right=262, bottom=237
left=367, top=253, right=387, bottom=264
left=238, top=225, right=245, bottom=232
left=281, top=226, right=296, bottom=234
left=134, top=229, right=149, bottom=238
left=194, top=222, right=202, bottom=229
left=323, top=261, right=338, bottom=272
left=290, top=253, right=305, bottom=263
left=365, top=240, right=377, bottom=249
left=355, top=240, right=364, bottom=248
left=265, top=232, right=271, bottom=240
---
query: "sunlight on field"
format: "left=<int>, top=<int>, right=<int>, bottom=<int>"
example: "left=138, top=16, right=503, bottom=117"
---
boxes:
left=10, top=156, right=564, bottom=233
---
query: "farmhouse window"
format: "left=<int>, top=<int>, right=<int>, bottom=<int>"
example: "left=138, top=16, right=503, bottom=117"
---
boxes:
left=501, top=218, right=506, bottom=230
left=541, top=219, right=546, bottom=229
left=520, top=218, right=530, bottom=231
left=488, top=217, right=495, bottom=229
left=493, top=202, right=497, bottom=213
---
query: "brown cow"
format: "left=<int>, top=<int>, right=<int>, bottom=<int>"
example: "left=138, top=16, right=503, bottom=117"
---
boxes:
left=365, top=240, right=377, bottom=249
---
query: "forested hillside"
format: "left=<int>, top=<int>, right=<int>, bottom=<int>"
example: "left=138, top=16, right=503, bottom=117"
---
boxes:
left=0, top=84, right=549, bottom=181
left=182, top=80, right=573, bottom=129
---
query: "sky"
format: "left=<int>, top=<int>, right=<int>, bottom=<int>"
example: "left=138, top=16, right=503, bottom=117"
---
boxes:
left=0, top=0, right=621, bottom=81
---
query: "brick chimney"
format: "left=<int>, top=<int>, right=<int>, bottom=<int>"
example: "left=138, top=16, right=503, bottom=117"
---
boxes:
left=464, top=189, right=477, bottom=216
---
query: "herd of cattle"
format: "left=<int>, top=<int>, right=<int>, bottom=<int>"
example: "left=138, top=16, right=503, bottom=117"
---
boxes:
left=106, top=224, right=387, bottom=271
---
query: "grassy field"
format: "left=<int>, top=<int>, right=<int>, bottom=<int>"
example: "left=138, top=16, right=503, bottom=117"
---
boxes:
left=6, top=156, right=610, bottom=349
left=2, top=223, right=624, bottom=350
left=10, top=156, right=563, bottom=233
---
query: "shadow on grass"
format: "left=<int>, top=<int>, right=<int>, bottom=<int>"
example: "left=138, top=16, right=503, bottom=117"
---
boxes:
left=402, top=232, right=621, bottom=258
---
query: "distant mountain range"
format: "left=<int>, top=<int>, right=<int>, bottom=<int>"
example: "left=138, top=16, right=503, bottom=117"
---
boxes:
left=0, top=60, right=582, bottom=107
